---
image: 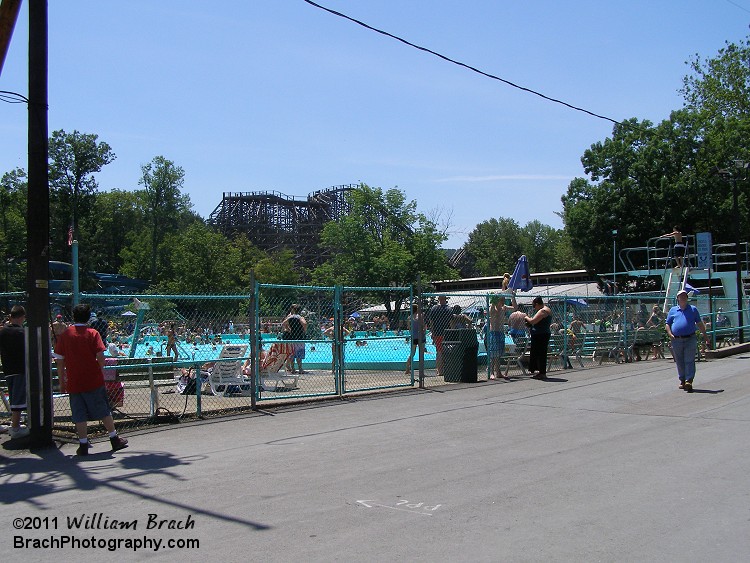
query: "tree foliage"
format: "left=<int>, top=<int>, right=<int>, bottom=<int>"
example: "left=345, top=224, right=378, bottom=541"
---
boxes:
left=81, top=189, right=145, bottom=275
left=681, top=37, right=750, bottom=119
left=464, top=217, right=582, bottom=276
left=155, top=223, right=243, bottom=294
left=563, top=35, right=750, bottom=275
left=465, top=218, right=523, bottom=276
left=138, top=156, right=194, bottom=283
left=312, top=184, right=455, bottom=318
left=48, top=129, right=115, bottom=267
left=0, top=168, right=28, bottom=291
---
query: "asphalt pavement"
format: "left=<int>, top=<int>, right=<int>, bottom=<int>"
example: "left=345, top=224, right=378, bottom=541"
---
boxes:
left=2, top=353, right=749, bottom=562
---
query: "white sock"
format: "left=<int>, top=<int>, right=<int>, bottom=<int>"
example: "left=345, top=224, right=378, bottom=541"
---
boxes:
left=109, top=431, right=118, bottom=438
left=79, top=438, right=88, bottom=444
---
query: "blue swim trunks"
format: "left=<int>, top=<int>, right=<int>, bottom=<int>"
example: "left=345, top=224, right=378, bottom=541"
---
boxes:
left=488, top=331, right=505, bottom=358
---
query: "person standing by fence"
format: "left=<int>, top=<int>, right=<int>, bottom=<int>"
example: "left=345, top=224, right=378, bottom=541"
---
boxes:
left=665, top=289, right=709, bottom=392
left=166, top=323, right=179, bottom=361
left=524, top=297, right=552, bottom=380
left=405, top=303, right=426, bottom=375
left=427, top=295, right=452, bottom=377
left=0, top=305, right=29, bottom=439
left=488, top=293, right=516, bottom=380
left=54, top=303, right=129, bottom=455
left=282, top=304, right=308, bottom=374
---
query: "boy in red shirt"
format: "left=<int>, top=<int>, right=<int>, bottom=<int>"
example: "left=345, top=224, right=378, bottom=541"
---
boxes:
left=54, top=303, right=128, bottom=456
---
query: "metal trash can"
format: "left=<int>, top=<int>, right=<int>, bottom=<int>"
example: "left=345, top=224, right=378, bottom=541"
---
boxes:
left=442, top=328, right=479, bottom=383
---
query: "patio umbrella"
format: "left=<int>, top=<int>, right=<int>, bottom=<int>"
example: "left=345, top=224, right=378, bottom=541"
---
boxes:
left=349, top=311, right=361, bottom=318
left=121, top=311, right=137, bottom=317
left=565, top=298, right=588, bottom=308
left=508, top=255, right=533, bottom=292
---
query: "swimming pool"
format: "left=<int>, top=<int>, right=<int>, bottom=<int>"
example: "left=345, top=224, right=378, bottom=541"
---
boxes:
left=124, top=333, right=503, bottom=370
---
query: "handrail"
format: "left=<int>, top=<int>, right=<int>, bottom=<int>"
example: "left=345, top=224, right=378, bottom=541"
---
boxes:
left=616, top=235, right=750, bottom=275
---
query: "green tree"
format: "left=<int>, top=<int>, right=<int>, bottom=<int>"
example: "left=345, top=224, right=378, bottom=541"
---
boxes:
left=563, top=36, right=750, bottom=276
left=119, top=228, right=154, bottom=282
left=156, top=223, right=242, bottom=294
left=681, top=36, right=750, bottom=119
left=139, top=156, right=192, bottom=283
left=551, top=229, right=585, bottom=271
left=81, top=189, right=146, bottom=274
left=464, top=218, right=524, bottom=276
left=0, top=168, right=28, bottom=290
left=563, top=113, right=748, bottom=274
left=520, top=220, right=562, bottom=273
left=48, top=129, right=115, bottom=263
left=464, top=217, right=581, bottom=276
left=254, top=249, right=301, bottom=285
left=312, top=184, right=455, bottom=320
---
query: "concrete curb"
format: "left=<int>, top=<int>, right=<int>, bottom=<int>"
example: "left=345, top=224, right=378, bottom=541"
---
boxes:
left=704, top=341, right=750, bottom=359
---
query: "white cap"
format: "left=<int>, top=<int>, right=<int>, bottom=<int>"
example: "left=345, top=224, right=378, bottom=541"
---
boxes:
left=676, top=289, right=688, bottom=298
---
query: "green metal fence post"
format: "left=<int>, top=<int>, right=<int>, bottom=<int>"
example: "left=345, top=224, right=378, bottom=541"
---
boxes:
left=249, top=271, right=257, bottom=409
left=195, top=357, right=202, bottom=418
left=147, top=358, right=156, bottom=417
left=334, top=285, right=342, bottom=396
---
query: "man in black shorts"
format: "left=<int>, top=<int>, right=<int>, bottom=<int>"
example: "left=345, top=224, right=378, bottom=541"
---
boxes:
left=0, top=305, right=29, bottom=439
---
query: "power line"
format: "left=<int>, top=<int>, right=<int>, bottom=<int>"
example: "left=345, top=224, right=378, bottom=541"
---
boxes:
left=0, top=89, right=28, bottom=104
left=302, top=0, right=621, bottom=125
left=725, top=0, right=750, bottom=15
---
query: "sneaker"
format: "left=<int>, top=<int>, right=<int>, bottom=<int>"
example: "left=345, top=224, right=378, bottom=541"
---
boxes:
left=9, top=426, right=30, bottom=439
left=0, top=424, right=9, bottom=434
left=684, top=381, right=693, bottom=393
left=76, top=441, right=91, bottom=456
left=110, top=435, right=129, bottom=452
left=678, top=381, right=685, bottom=389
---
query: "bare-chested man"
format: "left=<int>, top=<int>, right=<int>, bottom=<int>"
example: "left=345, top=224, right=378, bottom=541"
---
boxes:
left=487, top=291, right=516, bottom=380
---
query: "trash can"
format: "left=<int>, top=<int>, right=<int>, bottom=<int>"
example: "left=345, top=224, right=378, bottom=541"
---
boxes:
left=442, top=328, right=479, bottom=383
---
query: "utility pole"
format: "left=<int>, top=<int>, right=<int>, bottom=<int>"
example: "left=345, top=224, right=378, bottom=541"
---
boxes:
left=26, top=0, right=54, bottom=447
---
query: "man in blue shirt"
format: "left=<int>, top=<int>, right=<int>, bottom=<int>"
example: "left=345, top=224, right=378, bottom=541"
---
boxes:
left=665, top=289, right=709, bottom=392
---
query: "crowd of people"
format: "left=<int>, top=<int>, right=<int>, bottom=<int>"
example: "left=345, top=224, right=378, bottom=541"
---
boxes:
left=0, top=285, right=724, bottom=446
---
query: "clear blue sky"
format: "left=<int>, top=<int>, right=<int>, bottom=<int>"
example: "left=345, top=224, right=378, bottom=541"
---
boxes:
left=1, top=1, right=748, bottom=249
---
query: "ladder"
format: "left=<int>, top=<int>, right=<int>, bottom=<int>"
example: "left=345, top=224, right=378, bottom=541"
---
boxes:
left=662, top=266, right=688, bottom=313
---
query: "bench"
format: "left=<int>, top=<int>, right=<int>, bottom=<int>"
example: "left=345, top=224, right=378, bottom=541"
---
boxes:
left=584, top=332, right=627, bottom=364
left=547, top=333, right=584, bottom=370
left=628, top=329, right=664, bottom=361
left=709, top=327, right=738, bottom=349
left=504, top=335, right=529, bottom=377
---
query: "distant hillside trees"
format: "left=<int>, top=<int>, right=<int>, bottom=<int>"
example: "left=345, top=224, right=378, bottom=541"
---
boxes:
left=463, top=218, right=582, bottom=277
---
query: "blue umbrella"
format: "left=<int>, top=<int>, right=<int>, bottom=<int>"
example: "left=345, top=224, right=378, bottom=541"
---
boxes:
left=349, top=311, right=361, bottom=318
left=565, top=298, right=588, bottom=308
left=508, top=255, right=533, bottom=292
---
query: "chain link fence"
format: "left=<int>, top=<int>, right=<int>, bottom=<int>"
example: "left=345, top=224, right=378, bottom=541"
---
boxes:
left=0, top=287, right=747, bottom=438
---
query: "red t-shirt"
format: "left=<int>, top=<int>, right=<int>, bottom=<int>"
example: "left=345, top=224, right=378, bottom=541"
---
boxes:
left=54, top=325, right=106, bottom=393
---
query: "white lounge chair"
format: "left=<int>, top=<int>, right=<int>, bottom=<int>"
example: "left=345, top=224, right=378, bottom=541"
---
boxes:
left=207, top=345, right=253, bottom=397
left=260, top=343, right=298, bottom=392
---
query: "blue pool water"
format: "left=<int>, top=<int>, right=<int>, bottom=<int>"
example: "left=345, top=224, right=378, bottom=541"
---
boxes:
left=125, top=333, right=500, bottom=370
